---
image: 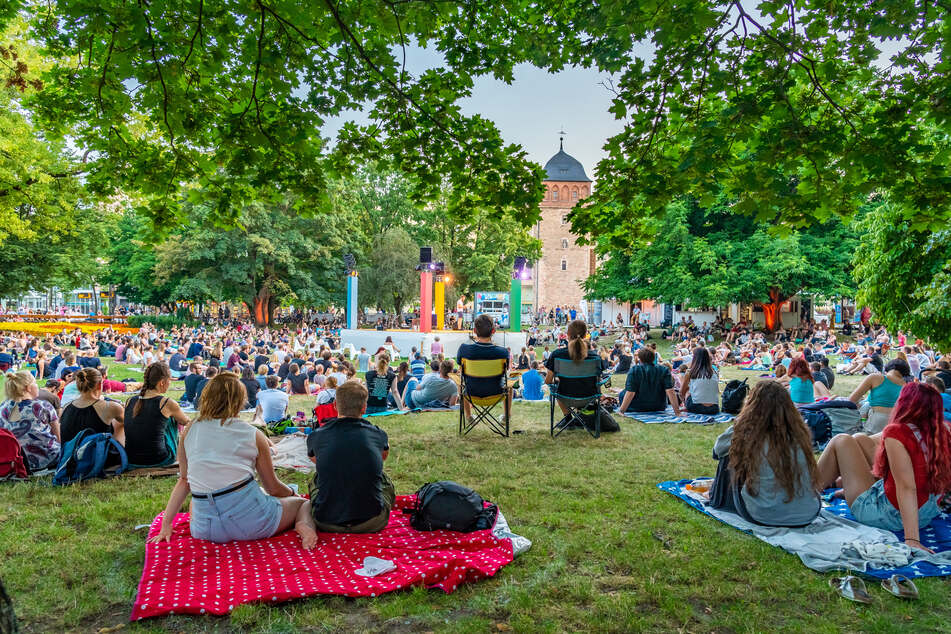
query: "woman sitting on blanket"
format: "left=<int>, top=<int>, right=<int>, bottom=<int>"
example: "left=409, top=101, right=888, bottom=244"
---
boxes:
left=848, top=359, right=909, bottom=434
left=817, top=382, right=951, bottom=552
left=149, top=372, right=313, bottom=545
left=124, top=362, right=191, bottom=469
left=679, top=347, right=720, bottom=415
left=711, top=381, right=821, bottom=527
left=778, top=357, right=831, bottom=405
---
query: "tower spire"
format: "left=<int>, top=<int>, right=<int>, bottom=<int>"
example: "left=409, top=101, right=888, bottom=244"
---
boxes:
left=559, top=128, right=566, bottom=151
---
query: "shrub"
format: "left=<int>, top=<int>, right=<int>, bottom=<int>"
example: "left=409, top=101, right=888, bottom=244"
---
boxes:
left=125, top=314, right=198, bottom=330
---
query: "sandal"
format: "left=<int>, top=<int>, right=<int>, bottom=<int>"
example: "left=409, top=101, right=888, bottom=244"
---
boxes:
left=881, top=574, right=919, bottom=600
left=829, top=576, right=873, bottom=604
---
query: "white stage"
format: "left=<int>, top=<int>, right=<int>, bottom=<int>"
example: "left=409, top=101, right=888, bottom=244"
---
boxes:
left=340, top=329, right=527, bottom=359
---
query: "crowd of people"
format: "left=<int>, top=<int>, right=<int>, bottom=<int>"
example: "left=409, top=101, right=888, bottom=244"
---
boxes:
left=2, top=312, right=951, bottom=558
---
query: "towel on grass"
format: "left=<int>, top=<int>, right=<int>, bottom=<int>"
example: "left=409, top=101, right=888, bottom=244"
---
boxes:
left=131, top=496, right=528, bottom=620
left=365, top=406, right=460, bottom=417
left=270, top=435, right=313, bottom=473
left=619, top=408, right=734, bottom=425
left=658, top=479, right=951, bottom=579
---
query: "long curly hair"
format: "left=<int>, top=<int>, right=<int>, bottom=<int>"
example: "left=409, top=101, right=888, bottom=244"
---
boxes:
left=874, top=382, right=951, bottom=494
left=728, top=380, right=818, bottom=502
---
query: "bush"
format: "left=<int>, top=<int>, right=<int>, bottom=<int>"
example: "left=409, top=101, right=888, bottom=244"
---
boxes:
left=126, top=314, right=198, bottom=330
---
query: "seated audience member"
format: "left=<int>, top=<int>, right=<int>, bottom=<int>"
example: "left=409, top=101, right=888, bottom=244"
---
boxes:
left=124, top=362, right=190, bottom=468
left=194, top=366, right=219, bottom=405
left=78, top=349, right=102, bottom=369
left=785, top=357, right=831, bottom=405
left=0, top=346, right=14, bottom=372
left=182, top=363, right=204, bottom=405
left=255, top=364, right=270, bottom=390
left=59, top=368, right=125, bottom=445
left=849, top=359, right=909, bottom=434
left=0, top=371, right=60, bottom=471
left=410, top=353, right=427, bottom=380
left=817, top=382, right=951, bottom=549
left=544, top=320, right=607, bottom=414
left=37, top=380, right=62, bottom=415
left=168, top=347, right=188, bottom=378
left=316, top=375, right=338, bottom=405
left=55, top=353, right=80, bottom=380
left=614, top=346, right=633, bottom=375
left=297, top=380, right=394, bottom=540
left=516, top=347, right=531, bottom=370
left=519, top=361, right=546, bottom=401
left=811, top=362, right=830, bottom=389
left=99, top=366, right=128, bottom=393
left=922, top=360, right=951, bottom=390
left=239, top=366, right=260, bottom=408
left=618, top=348, right=680, bottom=414
left=457, top=315, right=510, bottom=421
left=255, top=375, right=289, bottom=423
left=285, top=363, right=310, bottom=395
left=403, top=359, right=459, bottom=409
left=364, top=354, right=403, bottom=414
left=149, top=372, right=311, bottom=545
left=923, top=377, right=951, bottom=421
left=819, top=358, right=835, bottom=389
left=711, top=380, right=820, bottom=526
left=391, top=362, right=411, bottom=407
left=679, top=347, right=720, bottom=415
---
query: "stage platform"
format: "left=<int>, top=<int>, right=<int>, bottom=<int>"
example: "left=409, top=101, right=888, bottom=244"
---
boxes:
left=340, top=329, right=527, bottom=359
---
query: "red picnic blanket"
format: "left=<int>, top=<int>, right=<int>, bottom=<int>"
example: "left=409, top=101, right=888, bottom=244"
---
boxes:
left=131, top=496, right=515, bottom=620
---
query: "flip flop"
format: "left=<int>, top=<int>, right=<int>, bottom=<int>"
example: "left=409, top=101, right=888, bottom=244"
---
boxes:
left=829, top=576, right=873, bottom=604
left=881, top=574, right=919, bottom=600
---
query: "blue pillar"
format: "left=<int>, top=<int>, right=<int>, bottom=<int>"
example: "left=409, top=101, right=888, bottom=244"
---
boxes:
left=346, top=273, right=358, bottom=330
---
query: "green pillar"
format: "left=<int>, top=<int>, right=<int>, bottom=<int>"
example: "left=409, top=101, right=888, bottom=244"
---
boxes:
left=509, top=276, right=521, bottom=332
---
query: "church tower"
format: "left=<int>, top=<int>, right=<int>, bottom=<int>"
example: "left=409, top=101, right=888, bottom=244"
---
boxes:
left=523, top=137, right=595, bottom=315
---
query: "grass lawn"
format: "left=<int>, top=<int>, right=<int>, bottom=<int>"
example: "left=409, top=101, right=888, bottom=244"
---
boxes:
left=1, top=335, right=947, bottom=632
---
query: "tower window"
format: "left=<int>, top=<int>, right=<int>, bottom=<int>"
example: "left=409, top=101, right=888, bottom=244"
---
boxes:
left=561, top=258, right=567, bottom=271
left=552, top=189, right=559, bottom=201
left=561, top=239, right=569, bottom=249
left=572, top=190, right=579, bottom=200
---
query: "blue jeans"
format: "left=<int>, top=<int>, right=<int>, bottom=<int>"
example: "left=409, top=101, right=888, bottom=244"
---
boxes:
left=851, top=479, right=941, bottom=532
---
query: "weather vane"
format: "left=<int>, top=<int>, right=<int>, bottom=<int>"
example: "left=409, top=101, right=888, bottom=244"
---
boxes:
left=559, top=127, right=566, bottom=150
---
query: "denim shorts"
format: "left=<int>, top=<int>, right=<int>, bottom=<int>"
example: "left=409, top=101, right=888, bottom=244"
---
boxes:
left=190, top=478, right=283, bottom=543
left=850, top=479, right=941, bottom=532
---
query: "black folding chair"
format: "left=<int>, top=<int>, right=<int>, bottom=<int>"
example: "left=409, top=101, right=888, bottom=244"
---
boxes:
left=550, top=357, right=610, bottom=438
left=459, top=358, right=510, bottom=437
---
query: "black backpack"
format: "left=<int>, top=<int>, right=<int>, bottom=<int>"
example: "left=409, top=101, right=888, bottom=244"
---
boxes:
left=405, top=481, right=498, bottom=532
left=799, top=408, right=833, bottom=448
left=721, top=378, right=749, bottom=414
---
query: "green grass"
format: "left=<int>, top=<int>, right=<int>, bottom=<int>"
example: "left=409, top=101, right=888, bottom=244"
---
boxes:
left=2, top=336, right=947, bottom=633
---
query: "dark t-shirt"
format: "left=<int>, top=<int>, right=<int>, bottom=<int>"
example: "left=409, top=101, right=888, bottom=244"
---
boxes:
left=194, top=377, right=210, bottom=404
left=78, top=356, right=101, bottom=368
left=253, top=355, right=270, bottom=371
left=615, top=353, right=632, bottom=374
left=544, top=347, right=606, bottom=398
left=812, top=371, right=830, bottom=389
left=365, top=369, right=396, bottom=408
left=277, top=362, right=291, bottom=381
left=241, top=378, right=260, bottom=407
left=288, top=373, right=308, bottom=394
left=168, top=353, right=187, bottom=372
left=186, top=342, right=204, bottom=358
left=183, top=373, right=203, bottom=402
left=936, top=370, right=951, bottom=390
left=623, top=363, right=674, bottom=412
left=457, top=342, right=508, bottom=397
left=306, top=418, right=389, bottom=526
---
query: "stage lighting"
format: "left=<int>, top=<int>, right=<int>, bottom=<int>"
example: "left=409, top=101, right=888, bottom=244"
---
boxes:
left=513, top=255, right=531, bottom=280
left=419, top=247, right=433, bottom=264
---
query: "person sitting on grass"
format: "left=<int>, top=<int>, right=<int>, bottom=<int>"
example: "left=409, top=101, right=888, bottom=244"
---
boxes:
left=545, top=320, right=607, bottom=414
left=124, top=362, right=190, bottom=468
left=403, top=359, right=459, bottom=410
left=618, top=347, right=680, bottom=415
left=316, top=375, right=338, bottom=405
left=255, top=374, right=289, bottom=424
left=59, top=368, right=125, bottom=445
left=296, top=380, right=394, bottom=544
left=194, top=365, right=219, bottom=406
left=779, top=357, right=831, bottom=405
left=457, top=314, right=510, bottom=422
left=519, top=361, right=546, bottom=401
left=239, top=366, right=260, bottom=409
left=364, top=353, right=403, bottom=414
left=149, top=372, right=311, bottom=545
left=181, top=362, right=204, bottom=407
left=285, top=363, right=310, bottom=396
left=847, top=358, right=909, bottom=434
left=923, top=377, right=951, bottom=421
left=711, top=380, right=820, bottom=526
left=817, top=382, right=951, bottom=551
left=0, top=371, right=60, bottom=471
left=679, top=347, right=720, bottom=415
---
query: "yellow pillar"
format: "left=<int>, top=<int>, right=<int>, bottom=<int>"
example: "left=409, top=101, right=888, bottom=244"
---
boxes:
left=434, top=280, right=445, bottom=330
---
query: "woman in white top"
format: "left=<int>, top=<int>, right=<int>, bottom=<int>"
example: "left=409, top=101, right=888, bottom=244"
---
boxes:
left=679, top=347, right=720, bottom=415
left=149, top=372, right=316, bottom=547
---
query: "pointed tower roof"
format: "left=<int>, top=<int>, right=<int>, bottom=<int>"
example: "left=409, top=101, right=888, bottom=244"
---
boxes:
left=543, top=137, right=591, bottom=182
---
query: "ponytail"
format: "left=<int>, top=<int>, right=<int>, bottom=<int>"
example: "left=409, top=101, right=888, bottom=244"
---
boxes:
left=566, top=319, right=588, bottom=362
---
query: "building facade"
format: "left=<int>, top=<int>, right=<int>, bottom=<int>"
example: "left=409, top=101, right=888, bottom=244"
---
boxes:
left=522, top=141, right=595, bottom=317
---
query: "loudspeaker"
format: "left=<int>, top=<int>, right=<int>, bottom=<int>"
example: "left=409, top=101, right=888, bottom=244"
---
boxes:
left=419, top=247, right=433, bottom=264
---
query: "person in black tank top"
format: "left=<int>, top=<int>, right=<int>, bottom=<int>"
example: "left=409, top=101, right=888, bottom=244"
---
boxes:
left=125, top=362, right=191, bottom=467
left=286, top=363, right=309, bottom=395
left=59, top=368, right=125, bottom=444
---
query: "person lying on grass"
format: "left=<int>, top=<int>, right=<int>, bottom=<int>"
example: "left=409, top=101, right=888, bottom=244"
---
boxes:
left=295, top=380, right=394, bottom=548
left=817, top=382, right=951, bottom=553
left=711, top=380, right=820, bottom=527
left=149, top=371, right=311, bottom=545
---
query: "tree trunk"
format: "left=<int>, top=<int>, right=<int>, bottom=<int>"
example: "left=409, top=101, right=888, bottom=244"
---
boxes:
left=756, top=287, right=787, bottom=332
left=266, top=294, right=277, bottom=328
left=251, top=286, right=272, bottom=327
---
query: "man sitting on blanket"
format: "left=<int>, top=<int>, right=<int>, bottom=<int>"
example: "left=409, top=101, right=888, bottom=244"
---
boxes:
left=618, top=347, right=681, bottom=415
left=300, top=380, right=396, bottom=539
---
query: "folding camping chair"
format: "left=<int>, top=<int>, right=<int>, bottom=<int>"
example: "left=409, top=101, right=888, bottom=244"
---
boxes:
left=550, top=357, right=610, bottom=438
left=458, top=358, right=510, bottom=437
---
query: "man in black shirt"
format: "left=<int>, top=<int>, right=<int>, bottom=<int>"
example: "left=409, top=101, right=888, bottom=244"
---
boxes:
left=193, top=366, right=218, bottom=406
left=253, top=347, right=270, bottom=373
left=277, top=356, right=293, bottom=381
left=300, top=380, right=395, bottom=536
left=182, top=362, right=204, bottom=404
left=619, top=348, right=680, bottom=414
left=457, top=315, right=511, bottom=423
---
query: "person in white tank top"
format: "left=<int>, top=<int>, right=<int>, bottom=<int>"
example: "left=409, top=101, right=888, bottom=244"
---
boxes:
left=149, top=373, right=317, bottom=547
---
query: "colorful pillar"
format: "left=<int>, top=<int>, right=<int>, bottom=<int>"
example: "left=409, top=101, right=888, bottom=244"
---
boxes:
left=509, top=276, right=522, bottom=332
left=346, top=272, right=358, bottom=330
left=434, top=280, right=445, bottom=330
left=419, top=271, right=433, bottom=333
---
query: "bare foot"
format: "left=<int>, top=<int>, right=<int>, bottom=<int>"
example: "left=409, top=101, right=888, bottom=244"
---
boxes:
left=296, top=523, right=318, bottom=550
left=832, top=488, right=845, bottom=500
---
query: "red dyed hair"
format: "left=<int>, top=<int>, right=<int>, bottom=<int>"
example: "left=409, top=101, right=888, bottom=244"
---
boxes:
left=787, top=357, right=812, bottom=381
left=874, top=382, right=951, bottom=494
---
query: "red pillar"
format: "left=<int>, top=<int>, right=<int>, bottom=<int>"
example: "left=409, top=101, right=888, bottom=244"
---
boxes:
left=419, top=271, right=433, bottom=333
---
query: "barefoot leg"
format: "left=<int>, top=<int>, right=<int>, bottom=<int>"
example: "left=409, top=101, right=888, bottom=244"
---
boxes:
left=817, top=434, right=877, bottom=505
left=294, top=500, right=318, bottom=550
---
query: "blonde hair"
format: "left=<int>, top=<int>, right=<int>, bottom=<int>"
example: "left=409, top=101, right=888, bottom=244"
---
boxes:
left=4, top=371, right=35, bottom=400
left=375, top=353, right=390, bottom=374
left=324, top=375, right=338, bottom=389
left=197, top=372, right=246, bottom=422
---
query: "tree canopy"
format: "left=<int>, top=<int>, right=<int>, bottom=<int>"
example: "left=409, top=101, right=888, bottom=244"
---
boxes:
left=584, top=198, right=857, bottom=330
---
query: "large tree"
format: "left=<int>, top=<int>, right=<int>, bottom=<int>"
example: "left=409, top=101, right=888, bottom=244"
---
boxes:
left=155, top=198, right=358, bottom=325
left=101, top=208, right=182, bottom=308
left=853, top=200, right=951, bottom=352
left=357, top=227, right=420, bottom=316
left=585, top=199, right=857, bottom=331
